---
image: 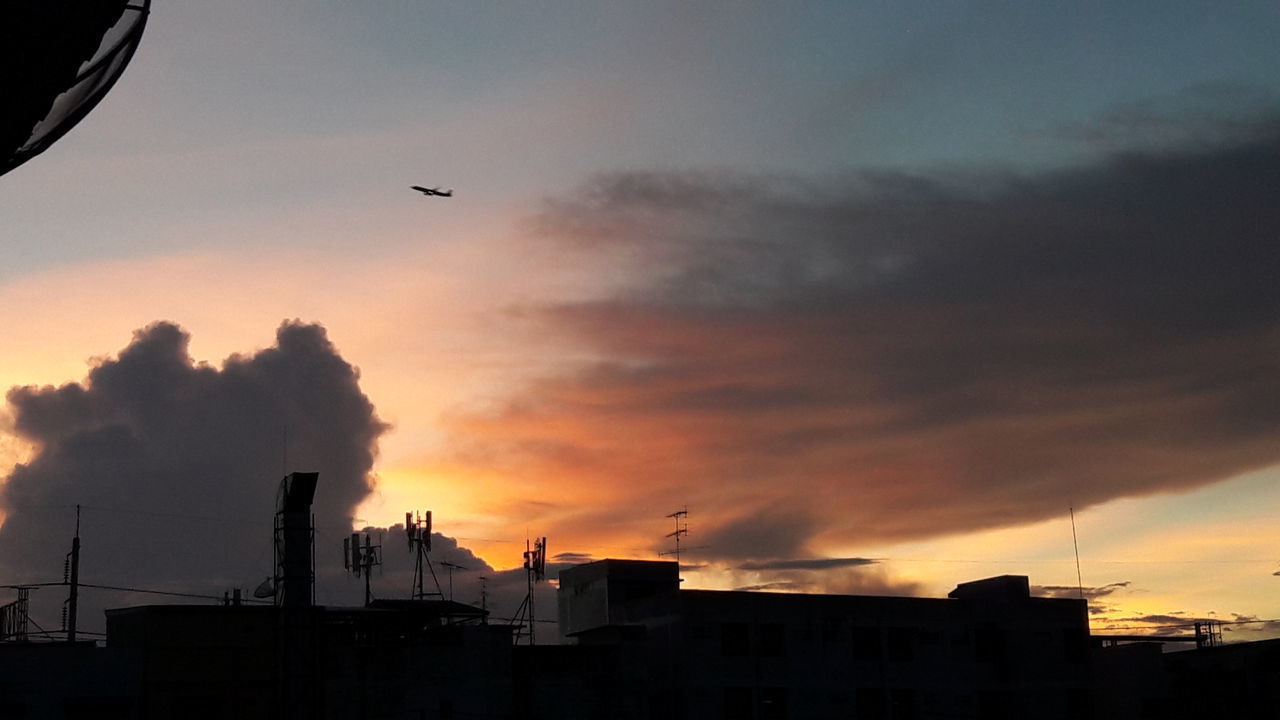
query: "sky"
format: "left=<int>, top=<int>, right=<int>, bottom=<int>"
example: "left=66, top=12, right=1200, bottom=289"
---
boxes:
left=3, top=1, right=1280, bottom=641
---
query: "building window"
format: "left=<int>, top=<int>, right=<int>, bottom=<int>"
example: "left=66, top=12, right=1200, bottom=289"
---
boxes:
left=975, top=624, right=1003, bottom=663
left=688, top=622, right=713, bottom=641
left=889, top=689, right=916, bottom=720
left=886, top=627, right=916, bottom=662
left=852, top=627, right=882, bottom=661
left=723, top=687, right=753, bottom=720
left=856, top=688, right=887, bottom=720
left=760, top=687, right=788, bottom=720
left=757, top=623, right=786, bottom=657
left=722, top=622, right=751, bottom=657
left=822, top=617, right=843, bottom=643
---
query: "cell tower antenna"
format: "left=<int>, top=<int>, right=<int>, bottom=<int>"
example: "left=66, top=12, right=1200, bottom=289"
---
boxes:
left=512, top=535, right=547, bottom=645
left=404, top=510, right=444, bottom=600
left=343, top=531, right=382, bottom=606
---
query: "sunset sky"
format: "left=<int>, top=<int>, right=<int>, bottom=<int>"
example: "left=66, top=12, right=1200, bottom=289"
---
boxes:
left=3, top=1, right=1280, bottom=638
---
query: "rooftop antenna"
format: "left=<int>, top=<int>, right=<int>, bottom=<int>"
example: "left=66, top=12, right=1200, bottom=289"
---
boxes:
left=512, top=535, right=547, bottom=645
left=1070, top=507, right=1084, bottom=601
left=660, top=506, right=689, bottom=563
left=479, top=576, right=488, bottom=622
left=344, top=531, right=382, bottom=606
left=439, top=561, right=469, bottom=602
left=404, top=510, right=443, bottom=600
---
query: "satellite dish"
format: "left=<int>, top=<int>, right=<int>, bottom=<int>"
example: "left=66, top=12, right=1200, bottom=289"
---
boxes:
left=1, top=1, right=151, bottom=176
left=252, top=576, right=276, bottom=599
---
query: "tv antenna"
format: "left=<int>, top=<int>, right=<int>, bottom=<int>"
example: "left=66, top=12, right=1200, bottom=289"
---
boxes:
left=439, top=561, right=469, bottom=602
left=512, top=536, right=547, bottom=645
left=404, top=510, right=444, bottom=600
left=660, top=507, right=689, bottom=563
left=343, top=531, right=382, bottom=606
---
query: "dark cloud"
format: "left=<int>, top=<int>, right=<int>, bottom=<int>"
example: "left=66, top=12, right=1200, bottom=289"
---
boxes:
left=448, top=107, right=1280, bottom=553
left=1033, top=581, right=1130, bottom=601
left=1052, top=85, right=1280, bottom=152
left=698, top=506, right=816, bottom=560
left=1223, top=614, right=1280, bottom=637
left=0, top=321, right=386, bottom=630
left=1034, top=581, right=1131, bottom=616
left=738, top=557, right=877, bottom=571
left=734, top=581, right=800, bottom=592
left=724, top=554, right=919, bottom=598
left=1104, top=614, right=1194, bottom=627
left=553, top=551, right=595, bottom=564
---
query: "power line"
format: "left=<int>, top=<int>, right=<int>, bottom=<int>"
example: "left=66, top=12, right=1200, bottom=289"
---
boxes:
left=4, top=580, right=267, bottom=603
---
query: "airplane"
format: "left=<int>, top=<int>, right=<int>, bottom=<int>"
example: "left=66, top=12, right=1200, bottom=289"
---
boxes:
left=411, top=185, right=453, bottom=197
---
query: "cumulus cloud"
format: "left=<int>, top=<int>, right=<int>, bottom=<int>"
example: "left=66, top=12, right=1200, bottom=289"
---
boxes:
left=439, top=108, right=1280, bottom=557
left=0, top=321, right=386, bottom=629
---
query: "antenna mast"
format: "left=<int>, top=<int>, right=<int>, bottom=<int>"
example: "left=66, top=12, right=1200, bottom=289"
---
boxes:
left=404, top=510, right=443, bottom=600
left=512, top=536, right=547, bottom=645
left=660, top=507, right=689, bottom=563
left=1070, top=507, right=1084, bottom=601
left=440, top=561, right=469, bottom=602
left=64, top=505, right=81, bottom=642
left=343, top=532, right=382, bottom=606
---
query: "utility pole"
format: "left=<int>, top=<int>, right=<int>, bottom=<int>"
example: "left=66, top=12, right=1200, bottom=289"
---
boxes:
left=66, top=505, right=81, bottom=642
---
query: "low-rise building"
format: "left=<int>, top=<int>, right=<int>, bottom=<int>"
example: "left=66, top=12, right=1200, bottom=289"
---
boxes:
left=559, top=560, right=1093, bottom=719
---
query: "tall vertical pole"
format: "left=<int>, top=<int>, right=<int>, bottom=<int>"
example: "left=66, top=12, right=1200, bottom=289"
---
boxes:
left=67, top=505, right=81, bottom=642
left=1070, top=507, right=1084, bottom=601
left=526, top=537, right=536, bottom=645
left=363, top=535, right=373, bottom=607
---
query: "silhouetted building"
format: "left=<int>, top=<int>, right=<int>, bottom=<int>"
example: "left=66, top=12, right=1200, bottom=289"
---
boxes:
left=103, top=599, right=509, bottom=720
left=0, top=641, right=137, bottom=719
left=1094, top=636, right=1280, bottom=719
left=8, top=557, right=1280, bottom=719
left=558, top=560, right=1093, bottom=720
